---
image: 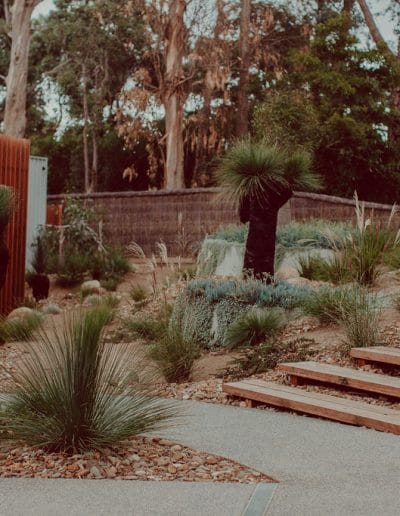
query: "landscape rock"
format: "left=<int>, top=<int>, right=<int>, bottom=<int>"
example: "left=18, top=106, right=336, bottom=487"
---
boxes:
left=7, top=307, right=35, bottom=321
left=41, top=303, right=62, bottom=315
left=81, top=280, right=101, bottom=296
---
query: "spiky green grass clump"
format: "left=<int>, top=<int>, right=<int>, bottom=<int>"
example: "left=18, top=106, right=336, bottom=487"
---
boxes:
left=148, top=324, right=200, bottom=383
left=225, top=308, right=286, bottom=349
left=0, top=306, right=177, bottom=453
left=215, top=139, right=321, bottom=205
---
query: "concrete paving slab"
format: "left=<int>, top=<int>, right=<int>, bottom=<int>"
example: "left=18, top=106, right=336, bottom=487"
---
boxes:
left=0, top=479, right=257, bottom=516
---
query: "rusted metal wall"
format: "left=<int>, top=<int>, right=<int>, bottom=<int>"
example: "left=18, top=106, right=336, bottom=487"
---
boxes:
left=0, top=135, right=30, bottom=314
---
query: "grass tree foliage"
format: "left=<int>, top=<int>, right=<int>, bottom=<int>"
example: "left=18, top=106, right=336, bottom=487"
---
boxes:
left=216, top=140, right=321, bottom=279
left=0, top=306, right=177, bottom=453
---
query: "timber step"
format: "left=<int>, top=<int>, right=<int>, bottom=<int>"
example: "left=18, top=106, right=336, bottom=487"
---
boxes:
left=222, top=379, right=400, bottom=435
left=351, top=346, right=400, bottom=368
left=278, top=361, right=400, bottom=398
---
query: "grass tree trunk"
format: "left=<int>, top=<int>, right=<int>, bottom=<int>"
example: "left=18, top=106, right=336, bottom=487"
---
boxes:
left=241, top=187, right=292, bottom=280
left=236, top=0, right=251, bottom=138
left=164, top=0, right=186, bottom=190
left=3, top=0, right=39, bottom=137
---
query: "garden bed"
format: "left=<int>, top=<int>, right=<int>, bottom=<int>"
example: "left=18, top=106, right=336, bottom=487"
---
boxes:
left=0, top=436, right=273, bottom=483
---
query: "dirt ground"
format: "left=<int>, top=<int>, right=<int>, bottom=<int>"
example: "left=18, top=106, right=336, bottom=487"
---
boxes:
left=2, top=260, right=400, bottom=395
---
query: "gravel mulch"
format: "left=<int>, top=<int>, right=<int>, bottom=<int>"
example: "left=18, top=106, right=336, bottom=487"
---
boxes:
left=0, top=437, right=274, bottom=483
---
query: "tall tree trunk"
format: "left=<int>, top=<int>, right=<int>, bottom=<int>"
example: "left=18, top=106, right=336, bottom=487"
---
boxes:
left=3, top=0, right=39, bottom=137
left=357, top=0, right=400, bottom=144
left=357, top=0, right=387, bottom=50
left=236, top=0, right=251, bottom=138
left=164, top=0, right=186, bottom=190
left=342, top=0, right=355, bottom=13
left=91, top=132, right=98, bottom=192
left=389, top=37, right=400, bottom=144
left=82, top=63, right=91, bottom=193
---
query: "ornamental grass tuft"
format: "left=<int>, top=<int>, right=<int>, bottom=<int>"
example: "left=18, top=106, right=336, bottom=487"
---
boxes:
left=0, top=306, right=177, bottom=453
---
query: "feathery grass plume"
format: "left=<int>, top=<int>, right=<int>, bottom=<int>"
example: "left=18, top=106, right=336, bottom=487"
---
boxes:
left=0, top=306, right=178, bottom=453
left=148, top=324, right=200, bottom=383
left=215, top=139, right=321, bottom=206
left=0, top=311, right=42, bottom=343
left=225, top=308, right=286, bottom=349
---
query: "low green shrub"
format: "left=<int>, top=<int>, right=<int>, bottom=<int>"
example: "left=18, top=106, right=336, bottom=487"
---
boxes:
left=171, top=278, right=310, bottom=348
left=226, top=337, right=316, bottom=379
left=101, top=277, right=119, bottom=292
left=0, top=307, right=177, bottom=453
left=130, top=285, right=148, bottom=302
left=125, top=318, right=167, bottom=341
left=0, top=311, right=42, bottom=343
left=225, top=308, right=286, bottom=349
left=56, top=253, right=89, bottom=287
left=148, top=324, right=201, bottom=383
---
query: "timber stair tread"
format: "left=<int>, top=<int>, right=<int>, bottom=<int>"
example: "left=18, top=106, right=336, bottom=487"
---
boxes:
left=350, top=346, right=400, bottom=367
left=222, top=379, right=400, bottom=435
left=278, top=361, right=400, bottom=398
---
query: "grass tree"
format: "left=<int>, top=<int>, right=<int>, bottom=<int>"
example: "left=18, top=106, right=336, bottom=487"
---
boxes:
left=216, top=140, right=321, bottom=280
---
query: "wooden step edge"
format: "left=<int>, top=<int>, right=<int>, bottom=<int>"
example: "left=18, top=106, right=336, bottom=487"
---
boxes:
left=277, top=361, right=400, bottom=398
left=350, top=347, right=400, bottom=367
left=222, top=381, right=400, bottom=435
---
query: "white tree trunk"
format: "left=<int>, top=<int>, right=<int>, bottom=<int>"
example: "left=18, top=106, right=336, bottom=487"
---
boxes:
left=236, top=0, right=251, bottom=137
left=82, top=63, right=91, bottom=193
left=3, top=0, right=40, bottom=137
left=164, top=0, right=186, bottom=190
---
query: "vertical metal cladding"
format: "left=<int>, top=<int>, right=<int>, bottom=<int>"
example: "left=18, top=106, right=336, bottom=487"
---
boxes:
left=0, top=134, right=30, bottom=314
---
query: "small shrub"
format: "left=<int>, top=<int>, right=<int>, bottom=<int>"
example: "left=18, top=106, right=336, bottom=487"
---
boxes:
left=130, top=285, right=148, bottom=302
left=226, top=337, right=316, bottom=379
left=148, top=324, right=201, bottom=383
left=0, top=307, right=177, bottom=453
left=225, top=308, right=286, bottom=349
left=56, top=253, right=89, bottom=287
left=101, top=276, right=119, bottom=292
left=125, top=318, right=167, bottom=341
left=0, top=312, right=42, bottom=343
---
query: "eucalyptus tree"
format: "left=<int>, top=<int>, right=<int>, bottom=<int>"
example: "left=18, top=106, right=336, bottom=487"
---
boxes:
left=34, top=0, right=144, bottom=192
left=2, top=0, right=44, bottom=137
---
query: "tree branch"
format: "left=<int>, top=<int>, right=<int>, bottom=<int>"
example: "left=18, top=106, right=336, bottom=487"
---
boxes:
left=357, top=0, right=393, bottom=56
left=3, top=0, right=11, bottom=26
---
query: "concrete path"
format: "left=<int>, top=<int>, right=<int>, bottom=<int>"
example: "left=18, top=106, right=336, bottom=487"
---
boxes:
left=1, top=400, right=400, bottom=515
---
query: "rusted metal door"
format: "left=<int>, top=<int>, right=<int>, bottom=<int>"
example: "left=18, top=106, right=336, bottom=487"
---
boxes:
left=0, top=134, right=30, bottom=314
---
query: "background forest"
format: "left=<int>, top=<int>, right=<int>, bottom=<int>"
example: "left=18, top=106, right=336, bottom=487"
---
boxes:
left=1, top=0, right=400, bottom=202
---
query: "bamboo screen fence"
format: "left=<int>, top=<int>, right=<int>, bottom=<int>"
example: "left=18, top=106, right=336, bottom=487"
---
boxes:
left=0, top=135, right=30, bottom=314
left=47, top=189, right=400, bottom=256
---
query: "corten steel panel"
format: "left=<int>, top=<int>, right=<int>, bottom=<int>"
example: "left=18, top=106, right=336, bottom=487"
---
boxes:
left=0, top=134, right=30, bottom=314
